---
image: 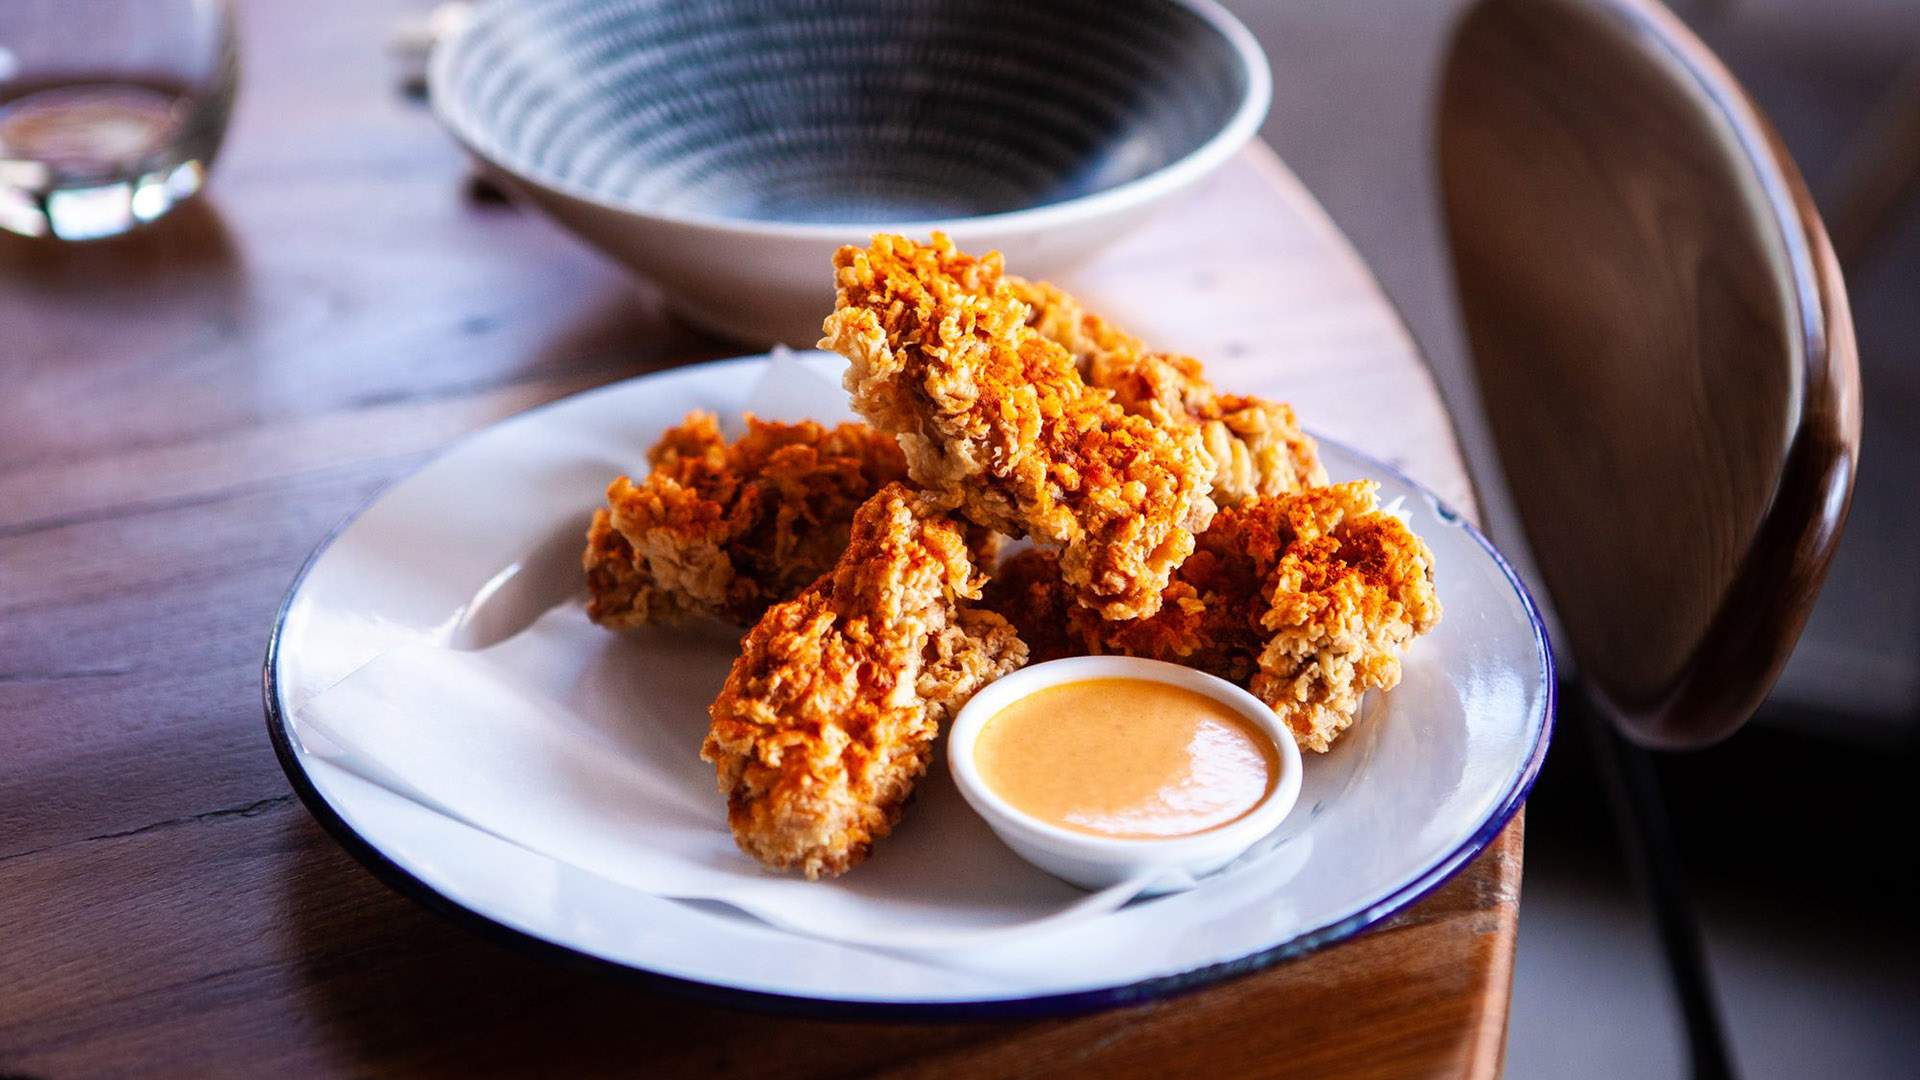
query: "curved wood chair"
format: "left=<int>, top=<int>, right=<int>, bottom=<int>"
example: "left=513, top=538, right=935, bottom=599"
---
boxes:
left=1439, top=0, right=1861, bottom=1074
left=1441, top=0, right=1859, bottom=752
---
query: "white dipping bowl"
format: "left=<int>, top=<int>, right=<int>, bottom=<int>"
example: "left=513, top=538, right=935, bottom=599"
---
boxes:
left=428, top=0, right=1270, bottom=346
left=948, top=656, right=1303, bottom=893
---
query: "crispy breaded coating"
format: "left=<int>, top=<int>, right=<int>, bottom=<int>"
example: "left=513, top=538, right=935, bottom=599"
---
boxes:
left=1243, top=484, right=1441, bottom=749
left=702, top=484, right=1027, bottom=878
left=984, top=482, right=1440, bottom=752
left=1009, top=276, right=1328, bottom=504
left=821, top=233, right=1216, bottom=621
left=583, top=411, right=907, bottom=627
left=977, top=544, right=1081, bottom=665
left=584, top=508, right=664, bottom=626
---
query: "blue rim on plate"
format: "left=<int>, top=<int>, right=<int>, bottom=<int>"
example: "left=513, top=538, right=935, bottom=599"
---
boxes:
left=262, top=369, right=1555, bottom=1021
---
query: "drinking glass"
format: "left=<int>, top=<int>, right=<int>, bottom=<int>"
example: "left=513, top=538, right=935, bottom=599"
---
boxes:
left=0, top=0, right=237, bottom=240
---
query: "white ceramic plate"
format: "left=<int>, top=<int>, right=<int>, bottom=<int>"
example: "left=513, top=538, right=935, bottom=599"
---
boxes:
left=265, top=354, right=1553, bottom=1017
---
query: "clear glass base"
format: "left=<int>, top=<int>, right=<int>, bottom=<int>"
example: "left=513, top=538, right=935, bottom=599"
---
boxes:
left=0, top=80, right=224, bottom=241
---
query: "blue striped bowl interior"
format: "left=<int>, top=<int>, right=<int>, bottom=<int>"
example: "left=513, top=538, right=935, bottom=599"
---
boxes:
left=439, top=0, right=1256, bottom=225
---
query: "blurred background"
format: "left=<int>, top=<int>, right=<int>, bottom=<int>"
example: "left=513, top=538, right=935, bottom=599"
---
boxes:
left=1222, top=0, right=1919, bottom=1074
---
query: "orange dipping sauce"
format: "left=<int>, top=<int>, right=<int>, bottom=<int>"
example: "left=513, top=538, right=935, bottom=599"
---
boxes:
left=973, top=678, right=1279, bottom=839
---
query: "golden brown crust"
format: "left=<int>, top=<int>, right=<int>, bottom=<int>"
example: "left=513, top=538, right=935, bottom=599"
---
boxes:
left=584, top=508, right=665, bottom=628
left=582, top=411, right=907, bottom=627
left=701, top=484, right=1027, bottom=878
left=1245, top=484, right=1442, bottom=750
left=821, top=233, right=1216, bottom=621
left=1008, top=276, right=1329, bottom=504
left=983, top=482, right=1440, bottom=752
left=978, top=547, right=1081, bottom=665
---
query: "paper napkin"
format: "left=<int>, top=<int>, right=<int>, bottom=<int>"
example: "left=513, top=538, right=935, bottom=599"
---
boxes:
left=289, top=351, right=1185, bottom=954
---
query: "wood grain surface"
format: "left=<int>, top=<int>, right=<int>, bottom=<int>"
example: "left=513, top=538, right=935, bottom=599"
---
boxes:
left=1439, top=0, right=1860, bottom=748
left=2, top=2, right=1516, bottom=1076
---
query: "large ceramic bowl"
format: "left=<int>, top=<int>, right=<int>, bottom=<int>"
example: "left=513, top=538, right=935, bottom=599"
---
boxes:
left=429, top=0, right=1270, bottom=344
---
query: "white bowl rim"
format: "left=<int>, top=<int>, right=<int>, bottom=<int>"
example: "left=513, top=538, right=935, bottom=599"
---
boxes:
left=948, top=655, right=1306, bottom=866
left=427, top=0, right=1273, bottom=240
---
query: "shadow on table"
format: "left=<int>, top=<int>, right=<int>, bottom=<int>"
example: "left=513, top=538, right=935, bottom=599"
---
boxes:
left=0, top=198, right=240, bottom=286
left=272, top=814, right=1003, bottom=1075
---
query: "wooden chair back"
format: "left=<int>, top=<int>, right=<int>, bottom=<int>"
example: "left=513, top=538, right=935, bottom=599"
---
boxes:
left=1439, top=0, right=1861, bottom=748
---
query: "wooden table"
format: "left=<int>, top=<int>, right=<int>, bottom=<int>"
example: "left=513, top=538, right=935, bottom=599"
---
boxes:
left=0, top=2, right=1520, bottom=1076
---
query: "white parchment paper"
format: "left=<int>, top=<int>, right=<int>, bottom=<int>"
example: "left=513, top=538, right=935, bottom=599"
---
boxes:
left=289, top=351, right=1182, bottom=953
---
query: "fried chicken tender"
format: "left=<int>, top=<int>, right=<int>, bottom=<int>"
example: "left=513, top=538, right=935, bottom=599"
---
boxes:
left=985, top=482, right=1440, bottom=751
left=1009, top=276, right=1328, bottom=504
left=821, top=233, right=1216, bottom=621
left=583, top=411, right=907, bottom=628
left=702, top=483, right=1027, bottom=877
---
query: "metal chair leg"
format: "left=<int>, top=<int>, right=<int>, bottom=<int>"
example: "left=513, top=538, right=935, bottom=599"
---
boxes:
left=1585, top=702, right=1739, bottom=1080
